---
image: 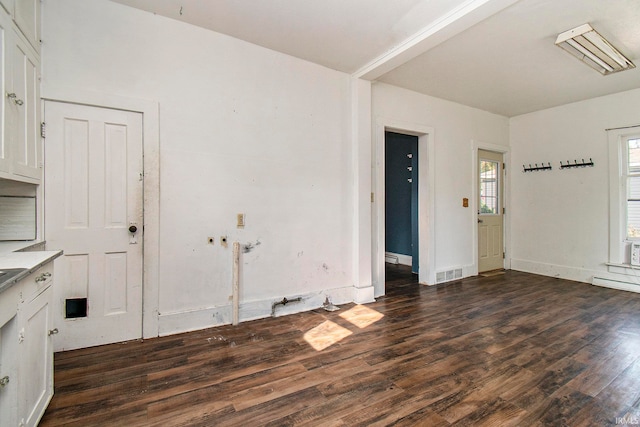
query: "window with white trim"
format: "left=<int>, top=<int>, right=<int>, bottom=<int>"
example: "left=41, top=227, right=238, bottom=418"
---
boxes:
left=608, top=128, right=640, bottom=266
left=624, top=136, right=640, bottom=239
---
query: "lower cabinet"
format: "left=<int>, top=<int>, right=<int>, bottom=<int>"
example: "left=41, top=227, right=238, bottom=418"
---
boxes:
left=0, top=263, right=54, bottom=427
left=0, top=315, right=19, bottom=427
left=18, top=282, right=53, bottom=427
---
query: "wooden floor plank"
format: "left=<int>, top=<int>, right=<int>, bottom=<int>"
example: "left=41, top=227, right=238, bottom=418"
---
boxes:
left=40, top=267, right=640, bottom=426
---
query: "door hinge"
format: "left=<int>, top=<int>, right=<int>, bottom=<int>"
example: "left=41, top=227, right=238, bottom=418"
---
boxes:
left=503, top=207, right=506, bottom=215
left=503, top=252, right=505, bottom=259
left=371, top=192, right=375, bottom=203
left=40, top=122, right=46, bottom=139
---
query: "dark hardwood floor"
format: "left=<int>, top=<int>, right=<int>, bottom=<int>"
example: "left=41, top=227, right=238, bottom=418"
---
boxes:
left=41, top=267, right=640, bottom=426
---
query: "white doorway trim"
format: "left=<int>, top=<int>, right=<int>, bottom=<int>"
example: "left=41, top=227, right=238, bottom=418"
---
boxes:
left=471, top=140, right=510, bottom=276
left=42, top=87, right=160, bottom=339
left=373, top=118, right=436, bottom=296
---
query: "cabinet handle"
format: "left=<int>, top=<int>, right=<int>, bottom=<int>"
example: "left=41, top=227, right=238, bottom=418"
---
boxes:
left=5, top=93, right=23, bottom=106
left=48, top=328, right=59, bottom=336
left=0, top=376, right=9, bottom=387
left=35, top=272, right=51, bottom=283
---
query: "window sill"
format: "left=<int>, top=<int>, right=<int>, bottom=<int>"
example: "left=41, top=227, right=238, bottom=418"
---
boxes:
left=606, top=262, right=640, bottom=275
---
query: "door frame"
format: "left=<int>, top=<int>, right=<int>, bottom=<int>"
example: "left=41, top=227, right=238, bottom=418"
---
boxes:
left=42, top=87, right=160, bottom=339
left=471, top=140, right=510, bottom=275
left=373, top=118, right=436, bottom=295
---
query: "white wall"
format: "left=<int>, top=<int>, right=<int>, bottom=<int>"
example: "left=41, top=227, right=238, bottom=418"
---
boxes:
left=372, top=83, right=510, bottom=278
left=41, top=0, right=355, bottom=334
left=510, top=88, right=640, bottom=283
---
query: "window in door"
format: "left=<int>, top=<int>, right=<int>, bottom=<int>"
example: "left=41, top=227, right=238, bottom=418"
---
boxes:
left=480, top=160, right=499, bottom=214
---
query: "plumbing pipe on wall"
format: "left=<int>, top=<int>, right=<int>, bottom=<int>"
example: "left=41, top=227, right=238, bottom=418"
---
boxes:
left=232, top=242, right=240, bottom=325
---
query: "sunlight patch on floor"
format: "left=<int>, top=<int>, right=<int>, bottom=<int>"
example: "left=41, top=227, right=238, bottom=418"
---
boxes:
left=303, top=305, right=385, bottom=351
left=303, top=320, right=353, bottom=351
left=339, top=304, right=384, bottom=329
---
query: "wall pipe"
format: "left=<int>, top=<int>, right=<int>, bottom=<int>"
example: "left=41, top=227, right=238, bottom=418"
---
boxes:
left=232, top=242, right=240, bottom=325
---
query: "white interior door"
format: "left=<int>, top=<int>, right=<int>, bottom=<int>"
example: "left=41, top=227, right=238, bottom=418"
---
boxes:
left=478, top=149, right=504, bottom=273
left=44, top=101, right=143, bottom=351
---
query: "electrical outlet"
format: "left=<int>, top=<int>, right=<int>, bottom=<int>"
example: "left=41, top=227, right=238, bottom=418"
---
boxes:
left=237, top=213, right=245, bottom=228
left=207, top=237, right=215, bottom=245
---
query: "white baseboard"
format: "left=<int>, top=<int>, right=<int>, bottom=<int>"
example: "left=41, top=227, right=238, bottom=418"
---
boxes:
left=510, top=258, right=598, bottom=284
left=353, top=285, right=375, bottom=304
left=157, top=285, right=355, bottom=337
left=385, top=252, right=412, bottom=266
left=592, top=276, right=640, bottom=294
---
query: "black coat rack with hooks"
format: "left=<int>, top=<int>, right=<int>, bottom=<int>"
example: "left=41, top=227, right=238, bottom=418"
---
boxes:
left=523, top=163, right=552, bottom=173
left=560, top=158, right=594, bottom=169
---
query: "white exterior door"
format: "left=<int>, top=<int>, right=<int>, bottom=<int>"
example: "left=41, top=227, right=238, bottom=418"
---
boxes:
left=44, top=101, right=143, bottom=351
left=478, top=149, right=504, bottom=273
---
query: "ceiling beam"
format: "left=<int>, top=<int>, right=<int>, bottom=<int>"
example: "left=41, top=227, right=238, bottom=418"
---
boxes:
left=353, top=0, right=521, bottom=80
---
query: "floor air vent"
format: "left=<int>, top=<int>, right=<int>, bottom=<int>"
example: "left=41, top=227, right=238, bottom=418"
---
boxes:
left=436, top=268, right=463, bottom=284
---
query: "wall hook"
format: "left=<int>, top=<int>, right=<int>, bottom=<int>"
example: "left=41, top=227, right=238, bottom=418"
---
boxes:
left=560, top=158, right=594, bottom=169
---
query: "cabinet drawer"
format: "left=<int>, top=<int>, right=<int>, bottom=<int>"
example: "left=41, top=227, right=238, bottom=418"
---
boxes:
left=19, top=265, right=52, bottom=303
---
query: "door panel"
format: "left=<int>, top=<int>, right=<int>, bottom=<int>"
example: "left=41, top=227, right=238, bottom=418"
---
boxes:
left=45, top=102, right=143, bottom=351
left=478, top=149, right=504, bottom=272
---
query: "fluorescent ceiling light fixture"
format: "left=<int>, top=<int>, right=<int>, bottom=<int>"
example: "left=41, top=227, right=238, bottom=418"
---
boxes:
left=555, top=23, right=635, bottom=75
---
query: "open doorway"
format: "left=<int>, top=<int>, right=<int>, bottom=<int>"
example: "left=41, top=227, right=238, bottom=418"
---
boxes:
left=385, top=132, right=419, bottom=288
left=373, top=121, right=435, bottom=297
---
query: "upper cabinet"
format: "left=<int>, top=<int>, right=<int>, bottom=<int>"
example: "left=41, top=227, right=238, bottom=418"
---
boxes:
left=0, top=10, right=11, bottom=176
left=10, top=29, right=41, bottom=181
left=14, top=0, right=39, bottom=53
left=2, top=0, right=39, bottom=54
left=0, top=1, right=41, bottom=184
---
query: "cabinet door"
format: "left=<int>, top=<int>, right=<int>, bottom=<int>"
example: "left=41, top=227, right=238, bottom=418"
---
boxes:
left=10, top=29, right=40, bottom=181
left=18, top=285, right=53, bottom=427
left=0, top=316, right=19, bottom=427
left=13, top=0, right=38, bottom=52
left=0, top=9, right=11, bottom=175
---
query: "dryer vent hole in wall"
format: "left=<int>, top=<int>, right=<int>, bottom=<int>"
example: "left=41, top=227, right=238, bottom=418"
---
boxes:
left=66, top=298, right=88, bottom=318
left=436, top=269, right=463, bottom=284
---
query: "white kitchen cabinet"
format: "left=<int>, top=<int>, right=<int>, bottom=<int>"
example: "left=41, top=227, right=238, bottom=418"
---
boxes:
left=9, top=27, right=40, bottom=182
left=0, top=8, right=11, bottom=176
left=14, top=0, right=39, bottom=53
left=0, top=316, right=19, bottom=427
left=0, top=260, right=55, bottom=427
left=18, top=273, right=53, bottom=427
left=0, top=0, right=39, bottom=54
left=0, top=2, right=41, bottom=184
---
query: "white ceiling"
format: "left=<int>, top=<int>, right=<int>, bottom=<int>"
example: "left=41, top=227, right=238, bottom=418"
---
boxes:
left=110, top=0, right=640, bottom=117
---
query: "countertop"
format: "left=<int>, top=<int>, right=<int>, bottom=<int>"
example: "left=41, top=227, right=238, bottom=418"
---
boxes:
left=0, top=241, right=62, bottom=294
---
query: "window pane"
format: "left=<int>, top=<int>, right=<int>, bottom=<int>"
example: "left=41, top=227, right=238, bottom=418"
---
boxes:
left=480, top=160, right=498, bottom=214
left=628, top=200, right=640, bottom=238
left=628, top=138, right=640, bottom=173
left=629, top=176, right=640, bottom=200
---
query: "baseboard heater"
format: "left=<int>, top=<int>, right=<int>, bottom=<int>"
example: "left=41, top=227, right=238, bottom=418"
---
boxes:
left=592, top=276, right=640, bottom=294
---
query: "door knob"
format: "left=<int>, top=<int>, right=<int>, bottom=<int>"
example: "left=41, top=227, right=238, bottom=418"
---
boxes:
left=129, top=225, right=138, bottom=233
left=478, top=219, right=483, bottom=223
